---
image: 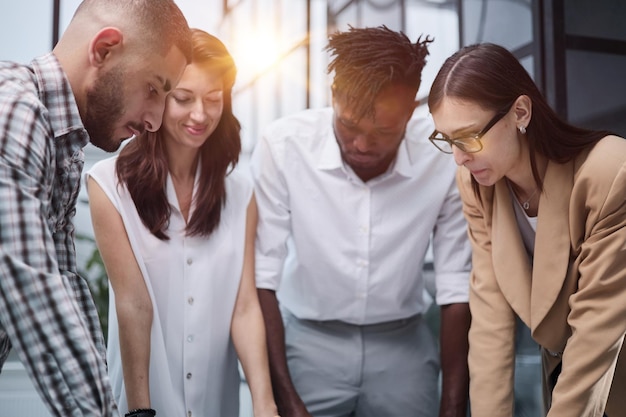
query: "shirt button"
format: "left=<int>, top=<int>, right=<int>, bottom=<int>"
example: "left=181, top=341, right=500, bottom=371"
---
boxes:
left=187, top=335, right=194, bottom=342
left=188, top=411, right=192, bottom=417
left=186, top=372, right=192, bottom=379
left=187, top=258, right=193, bottom=265
left=188, top=297, right=194, bottom=305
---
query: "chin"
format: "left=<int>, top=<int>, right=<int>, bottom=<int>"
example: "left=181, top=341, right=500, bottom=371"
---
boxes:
left=471, top=175, right=496, bottom=187
left=92, top=137, right=123, bottom=153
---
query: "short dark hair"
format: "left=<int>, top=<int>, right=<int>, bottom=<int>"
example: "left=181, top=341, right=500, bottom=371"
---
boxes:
left=74, top=0, right=192, bottom=63
left=326, top=25, right=432, bottom=121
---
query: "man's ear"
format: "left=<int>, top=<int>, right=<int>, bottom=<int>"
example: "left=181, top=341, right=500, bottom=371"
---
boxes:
left=88, top=27, right=123, bottom=68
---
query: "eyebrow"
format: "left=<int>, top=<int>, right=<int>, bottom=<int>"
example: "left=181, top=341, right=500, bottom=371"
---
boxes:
left=448, top=123, right=480, bottom=137
left=340, top=116, right=355, bottom=124
left=172, top=87, right=224, bottom=95
left=157, top=76, right=172, bottom=93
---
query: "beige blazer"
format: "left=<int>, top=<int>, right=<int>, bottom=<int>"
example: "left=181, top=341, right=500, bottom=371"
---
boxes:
left=458, top=135, right=626, bottom=417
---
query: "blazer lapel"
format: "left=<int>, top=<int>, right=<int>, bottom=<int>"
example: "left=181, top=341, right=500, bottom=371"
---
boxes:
left=492, top=179, right=532, bottom=325
left=531, top=160, right=573, bottom=329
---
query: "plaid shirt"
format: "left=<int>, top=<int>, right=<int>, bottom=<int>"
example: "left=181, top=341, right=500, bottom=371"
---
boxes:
left=0, top=53, right=118, bottom=416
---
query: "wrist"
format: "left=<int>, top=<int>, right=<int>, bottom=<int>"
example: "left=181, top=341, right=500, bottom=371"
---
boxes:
left=125, top=409, right=156, bottom=417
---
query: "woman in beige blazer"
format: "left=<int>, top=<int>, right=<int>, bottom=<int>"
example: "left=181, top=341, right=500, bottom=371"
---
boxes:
left=426, top=43, right=626, bottom=417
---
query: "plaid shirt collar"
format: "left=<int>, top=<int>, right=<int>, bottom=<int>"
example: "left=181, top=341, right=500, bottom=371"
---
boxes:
left=32, top=52, right=89, bottom=148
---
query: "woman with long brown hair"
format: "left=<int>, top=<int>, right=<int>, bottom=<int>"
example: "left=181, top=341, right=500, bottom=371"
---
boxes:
left=87, top=29, right=278, bottom=417
left=428, top=42, right=626, bottom=417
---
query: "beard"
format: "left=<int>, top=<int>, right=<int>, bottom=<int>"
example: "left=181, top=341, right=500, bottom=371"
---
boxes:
left=83, top=66, right=132, bottom=152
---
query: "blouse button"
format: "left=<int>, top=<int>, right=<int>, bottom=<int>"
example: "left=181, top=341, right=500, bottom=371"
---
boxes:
left=188, top=297, right=194, bottom=305
left=187, top=335, right=194, bottom=342
left=186, top=372, right=192, bottom=379
left=186, top=258, right=193, bottom=265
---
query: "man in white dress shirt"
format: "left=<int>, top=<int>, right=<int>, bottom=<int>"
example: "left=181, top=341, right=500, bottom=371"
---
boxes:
left=251, top=26, right=472, bottom=417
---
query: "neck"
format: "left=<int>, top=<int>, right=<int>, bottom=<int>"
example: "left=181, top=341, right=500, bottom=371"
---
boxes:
left=165, top=143, right=200, bottom=181
left=170, top=164, right=196, bottom=182
left=348, top=153, right=396, bottom=183
left=507, top=153, right=548, bottom=196
left=508, top=180, right=537, bottom=202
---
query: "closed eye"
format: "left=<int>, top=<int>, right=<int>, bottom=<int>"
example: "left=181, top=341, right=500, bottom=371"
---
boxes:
left=339, top=118, right=358, bottom=131
left=173, top=95, right=190, bottom=104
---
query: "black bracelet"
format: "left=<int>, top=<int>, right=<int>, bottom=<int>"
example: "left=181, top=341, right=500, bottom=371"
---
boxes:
left=125, top=409, right=156, bottom=417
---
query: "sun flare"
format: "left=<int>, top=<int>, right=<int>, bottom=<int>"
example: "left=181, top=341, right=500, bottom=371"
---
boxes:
left=232, top=31, right=282, bottom=81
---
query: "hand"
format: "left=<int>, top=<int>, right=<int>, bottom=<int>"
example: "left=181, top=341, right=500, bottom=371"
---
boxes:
left=278, top=401, right=312, bottom=417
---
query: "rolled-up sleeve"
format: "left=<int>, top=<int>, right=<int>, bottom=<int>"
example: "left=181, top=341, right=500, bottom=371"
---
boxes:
left=250, top=132, right=291, bottom=291
left=432, top=167, right=472, bottom=305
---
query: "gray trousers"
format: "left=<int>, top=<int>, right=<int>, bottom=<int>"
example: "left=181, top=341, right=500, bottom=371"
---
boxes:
left=283, top=310, right=440, bottom=417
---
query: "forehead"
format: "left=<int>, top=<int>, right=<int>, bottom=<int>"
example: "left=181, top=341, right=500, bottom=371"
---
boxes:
left=175, top=63, right=224, bottom=91
left=438, top=96, right=482, bottom=111
left=334, top=84, right=416, bottom=125
left=432, top=97, right=490, bottom=128
left=135, top=45, right=188, bottom=92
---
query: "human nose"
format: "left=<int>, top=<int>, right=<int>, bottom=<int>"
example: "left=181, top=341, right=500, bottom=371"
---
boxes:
left=353, top=133, right=373, bottom=152
left=189, top=100, right=208, bottom=122
left=452, top=145, right=471, bottom=166
left=143, top=99, right=165, bottom=132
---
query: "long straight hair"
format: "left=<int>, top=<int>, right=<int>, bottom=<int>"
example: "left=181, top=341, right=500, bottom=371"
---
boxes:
left=428, top=43, right=612, bottom=194
left=116, top=29, right=240, bottom=240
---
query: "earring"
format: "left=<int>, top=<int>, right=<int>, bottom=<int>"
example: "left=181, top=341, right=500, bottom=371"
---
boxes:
left=518, top=125, right=526, bottom=135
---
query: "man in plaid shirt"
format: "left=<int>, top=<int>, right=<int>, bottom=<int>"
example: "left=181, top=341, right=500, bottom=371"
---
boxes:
left=0, top=1, right=191, bottom=416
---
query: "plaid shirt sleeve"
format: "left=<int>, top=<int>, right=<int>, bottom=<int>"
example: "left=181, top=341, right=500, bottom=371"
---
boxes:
left=0, top=63, right=119, bottom=416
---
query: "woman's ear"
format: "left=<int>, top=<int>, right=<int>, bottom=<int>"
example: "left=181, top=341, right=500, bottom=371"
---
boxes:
left=514, top=94, right=532, bottom=129
left=88, top=27, right=124, bottom=68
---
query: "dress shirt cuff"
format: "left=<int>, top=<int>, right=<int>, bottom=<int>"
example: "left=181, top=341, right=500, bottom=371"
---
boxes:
left=435, top=271, right=470, bottom=305
left=254, top=255, right=284, bottom=290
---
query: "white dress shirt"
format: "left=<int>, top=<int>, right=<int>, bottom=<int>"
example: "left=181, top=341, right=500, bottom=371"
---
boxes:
left=87, top=156, right=252, bottom=417
left=251, top=107, right=471, bottom=325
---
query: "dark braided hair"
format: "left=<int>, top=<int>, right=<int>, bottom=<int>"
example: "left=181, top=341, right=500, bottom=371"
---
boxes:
left=326, top=25, right=432, bottom=121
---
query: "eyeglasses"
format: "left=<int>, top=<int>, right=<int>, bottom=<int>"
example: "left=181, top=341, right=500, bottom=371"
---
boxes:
left=429, top=101, right=515, bottom=154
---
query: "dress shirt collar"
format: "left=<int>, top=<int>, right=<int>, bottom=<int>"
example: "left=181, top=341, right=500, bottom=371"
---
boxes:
left=32, top=52, right=88, bottom=147
left=317, top=125, right=344, bottom=171
left=316, top=118, right=414, bottom=180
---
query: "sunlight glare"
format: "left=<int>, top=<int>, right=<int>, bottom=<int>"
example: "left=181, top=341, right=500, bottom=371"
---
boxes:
left=232, top=31, right=282, bottom=81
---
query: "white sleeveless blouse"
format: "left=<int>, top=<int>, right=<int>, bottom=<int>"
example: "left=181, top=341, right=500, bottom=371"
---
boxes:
left=86, top=156, right=252, bottom=417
